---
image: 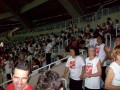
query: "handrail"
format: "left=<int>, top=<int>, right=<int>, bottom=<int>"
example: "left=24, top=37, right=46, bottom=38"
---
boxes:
left=105, top=33, right=111, bottom=48
left=0, top=56, right=68, bottom=87
left=116, top=25, right=120, bottom=36
left=7, top=6, right=120, bottom=39
left=61, top=78, right=67, bottom=90
left=1, top=5, right=120, bottom=38
left=0, top=79, right=12, bottom=86
left=31, top=56, right=68, bottom=75
left=0, top=47, right=87, bottom=89
left=96, top=0, right=118, bottom=13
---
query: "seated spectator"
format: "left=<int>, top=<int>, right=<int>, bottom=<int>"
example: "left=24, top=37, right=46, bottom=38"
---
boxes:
left=31, top=58, right=40, bottom=71
left=77, top=35, right=82, bottom=44
left=26, top=52, right=32, bottom=63
left=79, top=40, right=88, bottom=50
left=85, top=24, right=92, bottom=34
left=69, top=37, right=78, bottom=49
left=74, top=26, right=78, bottom=34
left=105, top=46, right=120, bottom=89
left=38, top=54, right=46, bottom=67
left=55, top=55, right=63, bottom=65
left=107, top=17, right=113, bottom=25
left=35, top=70, right=63, bottom=90
left=89, top=38, right=97, bottom=47
left=85, top=34, right=91, bottom=47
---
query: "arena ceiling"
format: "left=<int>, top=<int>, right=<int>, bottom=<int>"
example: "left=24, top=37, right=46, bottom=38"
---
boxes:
left=0, top=0, right=119, bottom=33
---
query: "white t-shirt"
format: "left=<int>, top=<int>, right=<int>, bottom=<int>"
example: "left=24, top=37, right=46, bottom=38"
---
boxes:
left=65, top=56, right=85, bottom=80
left=28, top=46, right=34, bottom=54
left=45, top=43, right=52, bottom=53
left=26, top=55, right=32, bottom=62
left=85, top=39, right=90, bottom=47
left=96, top=43, right=106, bottom=66
left=4, top=60, right=13, bottom=74
left=85, top=57, right=101, bottom=89
left=89, top=38, right=97, bottom=46
left=51, top=37, right=56, bottom=46
left=114, top=23, right=120, bottom=30
left=109, top=62, right=120, bottom=86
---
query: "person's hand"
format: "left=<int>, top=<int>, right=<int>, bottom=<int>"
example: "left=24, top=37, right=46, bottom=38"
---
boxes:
left=105, top=46, right=111, bottom=52
left=80, top=74, right=83, bottom=79
left=101, top=61, right=104, bottom=66
left=62, top=75, right=66, bottom=78
left=83, top=73, right=90, bottom=78
left=111, top=54, right=116, bottom=61
left=14, top=27, right=20, bottom=30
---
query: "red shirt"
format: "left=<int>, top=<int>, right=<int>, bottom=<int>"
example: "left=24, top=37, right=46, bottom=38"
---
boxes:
left=6, top=83, right=34, bottom=90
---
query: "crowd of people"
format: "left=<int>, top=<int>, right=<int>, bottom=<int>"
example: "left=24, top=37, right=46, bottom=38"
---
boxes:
left=0, top=17, right=120, bottom=90
left=5, top=61, right=63, bottom=90
left=62, top=18, right=120, bottom=90
left=63, top=35, right=120, bottom=90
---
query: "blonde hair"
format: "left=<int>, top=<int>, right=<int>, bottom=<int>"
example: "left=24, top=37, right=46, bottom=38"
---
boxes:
left=112, top=46, right=120, bottom=56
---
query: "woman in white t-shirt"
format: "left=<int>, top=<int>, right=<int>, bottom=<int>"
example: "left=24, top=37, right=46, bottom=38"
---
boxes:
left=63, top=47, right=85, bottom=90
left=105, top=46, right=120, bottom=90
left=83, top=46, right=102, bottom=90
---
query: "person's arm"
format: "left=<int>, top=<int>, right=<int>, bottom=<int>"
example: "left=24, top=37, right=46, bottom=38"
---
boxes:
left=62, top=57, right=70, bottom=78
left=105, top=67, right=120, bottom=89
left=101, top=45, right=109, bottom=65
left=80, top=65, right=85, bottom=79
left=62, top=67, right=69, bottom=78
left=79, top=57, right=85, bottom=79
left=105, top=46, right=112, bottom=59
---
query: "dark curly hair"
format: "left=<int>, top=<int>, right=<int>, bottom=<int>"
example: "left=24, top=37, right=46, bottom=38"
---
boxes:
left=69, top=47, right=79, bottom=56
left=36, top=70, right=63, bottom=90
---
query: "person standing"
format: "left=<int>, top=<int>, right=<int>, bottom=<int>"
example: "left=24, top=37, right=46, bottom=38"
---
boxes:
left=6, top=61, right=34, bottom=90
left=105, top=35, right=120, bottom=61
left=105, top=46, right=120, bottom=90
left=45, top=39, right=53, bottom=65
left=96, top=35, right=108, bottom=82
left=63, top=47, right=85, bottom=90
left=4, top=56, right=13, bottom=84
left=83, top=46, right=102, bottom=90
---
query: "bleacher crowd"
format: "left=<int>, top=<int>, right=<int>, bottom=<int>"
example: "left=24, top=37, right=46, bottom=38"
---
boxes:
left=0, top=17, right=120, bottom=90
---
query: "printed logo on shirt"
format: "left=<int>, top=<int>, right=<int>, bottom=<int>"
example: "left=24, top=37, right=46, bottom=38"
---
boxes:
left=96, top=47, right=100, bottom=56
left=86, top=63, right=93, bottom=74
left=70, top=60, right=76, bottom=69
left=9, top=61, right=12, bottom=68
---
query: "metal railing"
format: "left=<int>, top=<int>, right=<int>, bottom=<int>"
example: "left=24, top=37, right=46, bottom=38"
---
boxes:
left=13, top=6, right=120, bottom=35
left=0, top=56, right=68, bottom=88
left=0, top=48, right=86, bottom=89
left=105, top=33, right=112, bottom=48
left=116, top=25, right=120, bottom=36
